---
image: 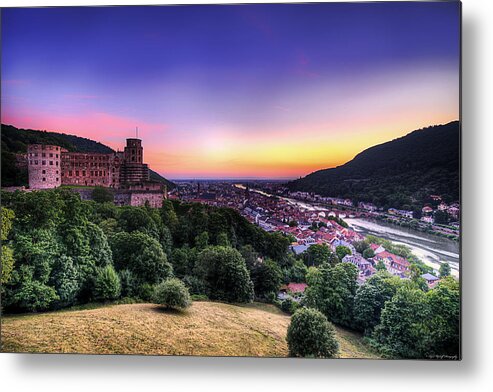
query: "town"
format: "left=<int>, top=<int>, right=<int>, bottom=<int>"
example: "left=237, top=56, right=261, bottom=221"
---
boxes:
left=170, top=180, right=459, bottom=298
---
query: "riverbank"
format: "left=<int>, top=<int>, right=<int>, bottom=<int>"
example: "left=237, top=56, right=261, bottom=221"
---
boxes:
left=345, top=218, right=460, bottom=278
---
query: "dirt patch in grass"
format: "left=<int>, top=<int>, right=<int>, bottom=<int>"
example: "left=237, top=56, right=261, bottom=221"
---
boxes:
left=1, top=302, right=378, bottom=359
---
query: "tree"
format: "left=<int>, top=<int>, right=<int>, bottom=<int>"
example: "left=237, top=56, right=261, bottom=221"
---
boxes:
left=93, top=265, right=121, bottom=301
left=118, top=207, right=159, bottom=238
left=91, top=186, right=114, bottom=203
left=425, top=277, right=460, bottom=358
left=117, top=269, right=136, bottom=298
left=110, top=231, right=173, bottom=285
left=194, top=231, right=209, bottom=250
left=289, top=259, right=308, bottom=283
left=439, top=263, right=451, bottom=278
left=1, top=207, right=15, bottom=284
left=304, top=263, right=359, bottom=327
left=434, top=210, right=450, bottom=225
left=336, top=245, right=352, bottom=261
left=372, top=287, right=430, bottom=358
left=195, top=246, right=254, bottom=303
left=251, top=258, right=283, bottom=299
left=153, top=278, right=191, bottom=311
left=304, top=244, right=331, bottom=267
left=362, top=248, right=375, bottom=259
left=353, top=272, right=402, bottom=334
left=216, top=232, right=230, bottom=247
left=376, top=260, right=387, bottom=271
left=287, top=308, right=339, bottom=358
left=49, top=255, right=80, bottom=308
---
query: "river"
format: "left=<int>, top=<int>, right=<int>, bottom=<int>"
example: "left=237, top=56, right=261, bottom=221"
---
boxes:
left=345, top=218, right=460, bottom=278
left=234, top=184, right=460, bottom=277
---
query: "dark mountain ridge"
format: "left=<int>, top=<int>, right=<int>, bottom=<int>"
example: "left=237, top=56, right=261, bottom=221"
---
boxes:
left=287, top=121, right=460, bottom=210
left=1, top=123, right=175, bottom=189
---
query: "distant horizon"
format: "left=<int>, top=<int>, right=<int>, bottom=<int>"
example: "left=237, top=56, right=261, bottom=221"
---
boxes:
left=2, top=3, right=460, bottom=179
left=3, top=118, right=460, bottom=181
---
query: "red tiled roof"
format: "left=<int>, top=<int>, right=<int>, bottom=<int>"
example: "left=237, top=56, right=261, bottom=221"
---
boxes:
left=286, top=283, right=308, bottom=293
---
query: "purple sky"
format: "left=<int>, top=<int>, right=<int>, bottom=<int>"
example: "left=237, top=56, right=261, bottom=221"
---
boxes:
left=1, top=2, right=460, bottom=179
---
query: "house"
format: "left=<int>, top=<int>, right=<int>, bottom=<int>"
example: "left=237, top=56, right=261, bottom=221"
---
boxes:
left=421, top=216, right=434, bottom=224
left=373, top=251, right=410, bottom=278
left=291, top=244, right=309, bottom=255
left=421, top=273, right=440, bottom=289
left=422, top=206, right=434, bottom=215
left=370, top=243, right=385, bottom=254
left=278, top=283, right=308, bottom=302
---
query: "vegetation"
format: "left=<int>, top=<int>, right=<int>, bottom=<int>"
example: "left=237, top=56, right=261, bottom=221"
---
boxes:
left=287, top=307, right=339, bottom=358
left=288, top=121, right=459, bottom=210
left=0, top=188, right=459, bottom=359
left=153, top=278, right=191, bottom=311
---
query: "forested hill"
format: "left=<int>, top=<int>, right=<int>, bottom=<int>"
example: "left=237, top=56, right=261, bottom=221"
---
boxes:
left=1, top=124, right=175, bottom=189
left=287, top=121, right=460, bottom=210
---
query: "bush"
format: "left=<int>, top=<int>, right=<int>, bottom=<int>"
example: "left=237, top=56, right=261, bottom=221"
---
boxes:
left=93, top=265, right=121, bottom=301
left=91, top=187, right=114, bottom=203
left=153, top=278, right=191, bottom=311
left=287, top=308, right=339, bottom=358
left=137, top=283, right=155, bottom=302
left=281, top=298, right=299, bottom=314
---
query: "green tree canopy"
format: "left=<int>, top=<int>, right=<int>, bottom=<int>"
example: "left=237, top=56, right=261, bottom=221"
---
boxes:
left=195, top=246, right=254, bottom=303
left=287, top=308, right=339, bottom=358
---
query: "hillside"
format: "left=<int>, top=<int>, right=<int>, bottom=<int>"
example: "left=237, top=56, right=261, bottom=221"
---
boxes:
left=1, top=302, right=378, bottom=358
left=0, top=123, right=175, bottom=189
left=288, top=121, right=460, bottom=209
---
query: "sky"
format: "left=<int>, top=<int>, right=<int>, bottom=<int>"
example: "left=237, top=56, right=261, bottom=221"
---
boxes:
left=1, top=2, right=460, bottom=179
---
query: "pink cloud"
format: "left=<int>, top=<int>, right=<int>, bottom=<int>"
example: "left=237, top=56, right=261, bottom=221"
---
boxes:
left=2, top=108, right=168, bottom=151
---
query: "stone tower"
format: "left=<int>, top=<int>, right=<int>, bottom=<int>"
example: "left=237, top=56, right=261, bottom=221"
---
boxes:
left=27, top=144, right=62, bottom=189
left=124, top=138, right=143, bottom=164
left=120, top=138, right=150, bottom=183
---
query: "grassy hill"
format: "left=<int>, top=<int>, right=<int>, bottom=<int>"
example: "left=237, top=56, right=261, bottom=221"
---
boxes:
left=1, top=123, right=175, bottom=189
left=288, top=121, right=460, bottom=210
left=1, top=302, right=378, bottom=358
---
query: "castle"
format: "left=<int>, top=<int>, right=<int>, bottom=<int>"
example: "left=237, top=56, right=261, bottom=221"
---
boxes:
left=26, top=137, right=167, bottom=208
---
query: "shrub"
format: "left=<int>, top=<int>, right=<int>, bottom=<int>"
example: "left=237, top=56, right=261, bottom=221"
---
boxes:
left=153, top=278, right=191, bottom=311
left=287, top=307, right=339, bottom=358
left=137, top=283, right=155, bottom=302
left=281, top=298, right=300, bottom=314
left=91, top=186, right=114, bottom=203
left=93, top=265, right=121, bottom=301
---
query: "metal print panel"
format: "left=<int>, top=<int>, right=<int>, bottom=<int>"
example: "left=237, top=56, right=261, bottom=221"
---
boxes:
left=0, top=1, right=461, bottom=360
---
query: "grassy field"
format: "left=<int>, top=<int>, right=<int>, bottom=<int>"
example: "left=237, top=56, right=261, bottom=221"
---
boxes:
left=1, top=302, right=378, bottom=358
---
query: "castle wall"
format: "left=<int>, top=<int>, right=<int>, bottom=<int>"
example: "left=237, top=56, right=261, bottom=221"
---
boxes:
left=60, top=152, right=120, bottom=187
left=27, top=144, right=62, bottom=189
left=26, top=137, right=166, bottom=207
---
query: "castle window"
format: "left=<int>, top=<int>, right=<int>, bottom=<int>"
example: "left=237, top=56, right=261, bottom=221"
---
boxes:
left=56, top=162, right=58, bottom=166
left=49, top=161, right=53, bottom=165
left=56, top=154, right=58, bottom=158
left=56, top=178, right=59, bottom=182
left=42, top=153, right=46, bottom=157
left=42, top=160, right=46, bottom=165
left=83, top=171, right=86, bottom=176
left=56, top=171, right=58, bottom=174
left=35, top=160, right=38, bottom=165
left=42, top=178, right=46, bottom=182
left=42, top=170, right=46, bottom=174
left=49, top=153, right=53, bottom=158
left=76, top=171, right=79, bottom=176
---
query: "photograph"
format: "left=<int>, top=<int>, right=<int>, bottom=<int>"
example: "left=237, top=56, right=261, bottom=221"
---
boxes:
left=1, top=1, right=460, bottom=360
